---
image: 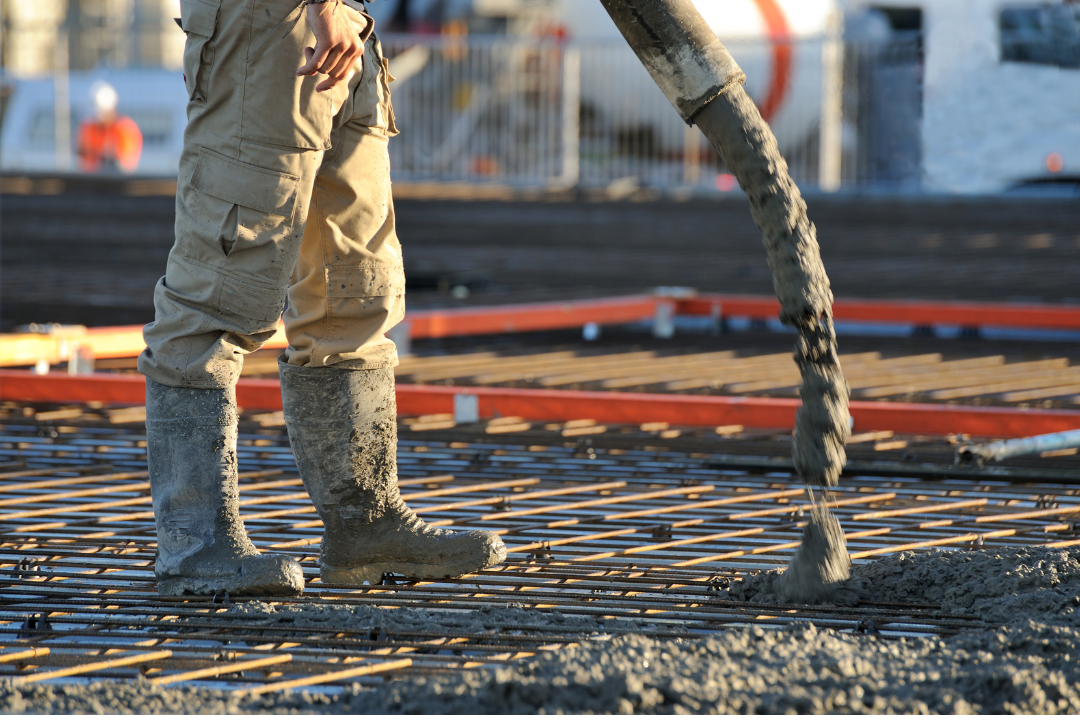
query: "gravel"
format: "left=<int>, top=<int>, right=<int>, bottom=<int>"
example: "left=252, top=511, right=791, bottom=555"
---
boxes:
left=3, top=546, right=1078, bottom=715
left=365, top=620, right=1080, bottom=715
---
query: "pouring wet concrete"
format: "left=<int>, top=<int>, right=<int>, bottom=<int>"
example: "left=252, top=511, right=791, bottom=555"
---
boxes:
left=3, top=546, right=1078, bottom=714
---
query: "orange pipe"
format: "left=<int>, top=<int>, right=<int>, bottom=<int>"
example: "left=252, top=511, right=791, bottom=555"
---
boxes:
left=3, top=370, right=1079, bottom=438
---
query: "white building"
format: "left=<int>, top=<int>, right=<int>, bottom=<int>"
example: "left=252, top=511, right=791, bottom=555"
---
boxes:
left=2, top=4, right=69, bottom=77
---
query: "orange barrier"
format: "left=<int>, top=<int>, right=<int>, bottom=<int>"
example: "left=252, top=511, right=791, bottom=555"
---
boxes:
left=5, top=294, right=1080, bottom=368
left=3, top=370, right=1078, bottom=438
left=679, top=295, right=1080, bottom=330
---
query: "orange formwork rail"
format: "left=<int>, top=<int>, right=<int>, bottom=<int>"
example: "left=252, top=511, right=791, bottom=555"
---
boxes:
left=680, top=295, right=1080, bottom=330
left=5, top=293, right=1080, bottom=368
left=405, top=295, right=662, bottom=338
left=0, top=295, right=664, bottom=367
left=3, top=370, right=1079, bottom=439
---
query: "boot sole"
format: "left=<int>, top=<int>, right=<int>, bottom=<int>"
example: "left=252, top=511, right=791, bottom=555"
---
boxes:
left=321, top=557, right=501, bottom=586
left=158, top=565, right=305, bottom=597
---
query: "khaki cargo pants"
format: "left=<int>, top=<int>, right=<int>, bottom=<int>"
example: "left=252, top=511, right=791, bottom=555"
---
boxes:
left=139, top=0, right=403, bottom=389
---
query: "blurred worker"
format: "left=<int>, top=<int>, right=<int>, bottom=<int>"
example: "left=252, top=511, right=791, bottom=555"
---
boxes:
left=138, top=0, right=504, bottom=597
left=77, top=81, right=143, bottom=173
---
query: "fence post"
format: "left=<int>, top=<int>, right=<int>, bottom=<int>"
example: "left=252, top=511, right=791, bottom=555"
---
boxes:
left=682, top=125, right=702, bottom=186
left=818, top=10, right=844, bottom=192
left=54, top=29, right=72, bottom=173
left=559, top=45, right=581, bottom=188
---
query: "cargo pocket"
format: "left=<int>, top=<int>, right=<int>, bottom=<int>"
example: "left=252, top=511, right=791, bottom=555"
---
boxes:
left=347, top=39, right=398, bottom=135
left=326, top=261, right=406, bottom=321
left=190, top=148, right=300, bottom=219
left=218, top=277, right=287, bottom=327
left=242, top=3, right=334, bottom=150
left=349, top=50, right=379, bottom=128
left=188, top=148, right=300, bottom=330
left=380, top=54, right=400, bottom=137
left=179, top=0, right=220, bottom=102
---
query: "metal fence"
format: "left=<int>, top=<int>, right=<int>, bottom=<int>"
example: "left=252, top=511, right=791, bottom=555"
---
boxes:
left=841, top=32, right=923, bottom=188
left=381, top=36, right=575, bottom=187
left=381, top=34, right=925, bottom=192
left=0, top=33, right=925, bottom=191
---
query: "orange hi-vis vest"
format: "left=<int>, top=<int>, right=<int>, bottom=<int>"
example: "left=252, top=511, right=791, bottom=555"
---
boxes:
left=77, top=115, right=143, bottom=173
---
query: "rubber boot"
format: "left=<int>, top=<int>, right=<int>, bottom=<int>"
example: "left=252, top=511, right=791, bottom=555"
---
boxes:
left=279, top=361, right=507, bottom=584
left=146, top=379, right=304, bottom=596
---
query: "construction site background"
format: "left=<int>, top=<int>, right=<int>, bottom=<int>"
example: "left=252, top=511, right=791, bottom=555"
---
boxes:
left=2, top=0, right=1077, bottom=193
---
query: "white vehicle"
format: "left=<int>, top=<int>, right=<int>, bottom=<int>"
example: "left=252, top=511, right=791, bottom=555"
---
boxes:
left=857, top=0, right=1080, bottom=193
left=0, top=70, right=187, bottom=176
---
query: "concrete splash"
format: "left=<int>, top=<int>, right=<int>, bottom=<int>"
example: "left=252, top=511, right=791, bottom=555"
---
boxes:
left=774, top=503, right=857, bottom=604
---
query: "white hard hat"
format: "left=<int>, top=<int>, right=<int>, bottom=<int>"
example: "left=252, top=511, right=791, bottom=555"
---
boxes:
left=90, top=81, right=119, bottom=114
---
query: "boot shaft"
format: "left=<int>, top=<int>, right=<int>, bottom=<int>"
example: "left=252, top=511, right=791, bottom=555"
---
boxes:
left=279, top=360, right=506, bottom=583
left=145, top=379, right=252, bottom=574
left=279, top=361, right=401, bottom=530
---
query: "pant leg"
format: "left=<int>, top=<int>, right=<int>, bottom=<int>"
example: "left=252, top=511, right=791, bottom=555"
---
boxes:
left=139, top=0, right=359, bottom=388
left=283, top=33, right=405, bottom=370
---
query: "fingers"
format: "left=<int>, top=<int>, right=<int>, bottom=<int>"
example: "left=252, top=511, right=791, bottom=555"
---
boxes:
left=314, top=42, right=362, bottom=91
left=299, top=45, right=343, bottom=84
left=320, top=46, right=347, bottom=74
left=299, top=41, right=361, bottom=90
left=300, top=0, right=365, bottom=90
left=296, top=44, right=329, bottom=77
left=326, top=45, right=360, bottom=80
left=314, top=60, right=353, bottom=91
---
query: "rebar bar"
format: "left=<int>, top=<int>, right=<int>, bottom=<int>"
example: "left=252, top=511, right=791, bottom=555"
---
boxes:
left=0, top=401, right=1077, bottom=692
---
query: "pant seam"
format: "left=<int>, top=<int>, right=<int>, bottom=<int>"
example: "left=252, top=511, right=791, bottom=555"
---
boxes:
left=236, top=0, right=255, bottom=160
left=306, top=179, right=331, bottom=364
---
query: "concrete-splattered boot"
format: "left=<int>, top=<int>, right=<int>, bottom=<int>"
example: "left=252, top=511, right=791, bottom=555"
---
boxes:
left=279, top=361, right=507, bottom=584
left=145, top=379, right=304, bottom=596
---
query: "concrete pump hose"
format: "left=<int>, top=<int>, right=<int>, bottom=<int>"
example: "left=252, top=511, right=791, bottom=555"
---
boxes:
left=599, top=0, right=850, bottom=487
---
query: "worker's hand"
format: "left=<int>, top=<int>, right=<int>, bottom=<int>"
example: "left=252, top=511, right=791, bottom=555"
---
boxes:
left=297, top=0, right=363, bottom=93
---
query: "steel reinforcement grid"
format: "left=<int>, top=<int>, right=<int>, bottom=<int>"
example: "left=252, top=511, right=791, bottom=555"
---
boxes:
left=1, top=400, right=1079, bottom=693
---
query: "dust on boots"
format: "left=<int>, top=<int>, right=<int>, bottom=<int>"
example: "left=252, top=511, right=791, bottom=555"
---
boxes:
left=280, top=360, right=507, bottom=584
left=146, top=379, right=304, bottom=596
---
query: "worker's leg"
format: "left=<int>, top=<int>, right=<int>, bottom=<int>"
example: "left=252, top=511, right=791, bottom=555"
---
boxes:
left=280, top=31, right=403, bottom=371
left=138, top=0, right=359, bottom=596
left=279, top=36, right=506, bottom=583
left=140, top=0, right=347, bottom=389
